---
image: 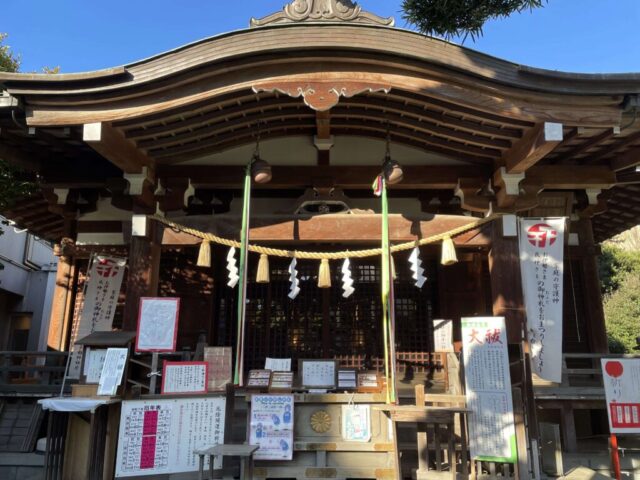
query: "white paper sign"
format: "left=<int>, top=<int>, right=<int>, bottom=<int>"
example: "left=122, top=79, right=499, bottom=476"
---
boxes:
left=68, top=255, right=126, bottom=379
left=84, top=348, right=108, bottom=384
left=519, top=218, right=565, bottom=383
left=342, top=405, right=371, bottom=442
left=136, top=298, right=180, bottom=352
left=265, top=358, right=292, bottom=372
left=97, top=348, right=128, bottom=396
left=161, top=362, right=208, bottom=394
left=462, top=317, right=516, bottom=463
left=301, top=361, right=336, bottom=388
left=601, top=359, right=640, bottom=434
left=115, top=397, right=226, bottom=477
left=249, top=395, right=294, bottom=461
left=433, top=319, right=454, bottom=352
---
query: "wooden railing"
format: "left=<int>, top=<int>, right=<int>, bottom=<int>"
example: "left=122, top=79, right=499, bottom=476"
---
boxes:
left=533, top=353, right=640, bottom=400
left=0, top=351, right=70, bottom=396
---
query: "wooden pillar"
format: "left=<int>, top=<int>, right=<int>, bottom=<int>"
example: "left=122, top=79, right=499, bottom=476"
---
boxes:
left=488, top=218, right=526, bottom=344
left=574, top=218, right=609, bottom=353
left=47, top=253, right=75, bottom=351
left=122, top=220, right=161, bottom=331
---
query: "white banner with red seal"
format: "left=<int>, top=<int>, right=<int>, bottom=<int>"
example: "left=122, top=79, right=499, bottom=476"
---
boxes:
left=67, top=255, right=127, bottom=379
left=519, top=218, right=565, bottom=383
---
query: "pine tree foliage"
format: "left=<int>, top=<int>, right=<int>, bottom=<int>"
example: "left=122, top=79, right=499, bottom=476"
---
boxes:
left=401, top=0, right=547, bottom=39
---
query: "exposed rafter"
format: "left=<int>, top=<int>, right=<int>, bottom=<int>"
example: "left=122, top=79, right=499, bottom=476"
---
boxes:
left=83, top=122, right=154, bottom=174
left=502, top=122, right=563, bottom=174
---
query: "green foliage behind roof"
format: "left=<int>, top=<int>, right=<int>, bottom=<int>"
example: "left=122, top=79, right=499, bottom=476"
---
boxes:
left=401, top=0, right=547, bottom=39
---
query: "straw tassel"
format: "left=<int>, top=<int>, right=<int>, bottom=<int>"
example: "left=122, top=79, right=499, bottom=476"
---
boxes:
left=318, top=259, right=331, bottom=288
left=256, top=254, right=270, bottom=283
left=197, top=240, right=211, bottom=267
left=441, top=236, right=458, bottom=266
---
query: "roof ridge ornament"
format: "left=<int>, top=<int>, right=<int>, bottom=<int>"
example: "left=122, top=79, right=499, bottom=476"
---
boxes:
left=250, top=0, right=394, bottom=28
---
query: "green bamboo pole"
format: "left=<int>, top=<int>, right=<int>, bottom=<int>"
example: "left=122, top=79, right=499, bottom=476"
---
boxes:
left=380, top=176, right=394, bottom=404
left=233, top=163, right=252, bottom=386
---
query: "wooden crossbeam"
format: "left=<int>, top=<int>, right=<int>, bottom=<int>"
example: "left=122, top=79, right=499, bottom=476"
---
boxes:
left=83, top=122, right=153, bottom=174
left=503, top=122, right=563, bottom=174
left=611, top=146, right=640, bottom=172
left=155, top=164, right=615, bottom=190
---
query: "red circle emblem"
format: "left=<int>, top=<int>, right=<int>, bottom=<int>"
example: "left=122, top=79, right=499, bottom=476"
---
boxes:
left=527, top=223, right=558, bottom=248
left=605, top=361, right=624, bottom=379
left=95, top=259, right=119, bottom=278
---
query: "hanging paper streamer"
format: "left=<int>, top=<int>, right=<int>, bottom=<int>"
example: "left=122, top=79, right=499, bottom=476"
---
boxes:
left=341, top=258, right=355, bottom=298
left=288, top=258, right=300, bottom=300
left=408, top=247, right=427, bottom=288
left=226, top=247, right=239, bottom=288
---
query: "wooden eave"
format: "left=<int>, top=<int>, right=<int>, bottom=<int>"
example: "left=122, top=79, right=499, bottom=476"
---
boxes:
left=1, top=23, right=640, bottom=243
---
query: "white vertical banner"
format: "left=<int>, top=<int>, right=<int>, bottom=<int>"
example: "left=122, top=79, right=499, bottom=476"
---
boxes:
left=67, top=255, right=127, bottom=379
left=462, top=317, right=517, bottom=463
left=519, top=218, right=565, bottom=383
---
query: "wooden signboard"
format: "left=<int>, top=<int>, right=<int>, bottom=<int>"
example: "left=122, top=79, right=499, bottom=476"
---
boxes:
left=299, top=359, right=338, bottom=390
left=357, top=371, right=383, bottom=393
left=204, top=347, right=232, bottom=392
left=247, top=370, right=272, bottom=391
left=161, top=361, right=208, bottom=395
left=269, top=371, right=294, bottom=393
left=337, top=368, right=358, bottom=391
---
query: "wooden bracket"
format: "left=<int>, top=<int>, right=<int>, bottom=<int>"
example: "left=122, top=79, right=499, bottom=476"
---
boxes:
left=503, top=122, right=563, bottom=174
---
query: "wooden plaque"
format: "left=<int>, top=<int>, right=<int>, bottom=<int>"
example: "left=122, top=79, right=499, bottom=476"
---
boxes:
left=246, top=369, right=272, bottom=391
left=269, top=371, right=294, bottom=392
left=337, top=368, right=358, bottom=391
left=357, top=371, right=383, bottom=393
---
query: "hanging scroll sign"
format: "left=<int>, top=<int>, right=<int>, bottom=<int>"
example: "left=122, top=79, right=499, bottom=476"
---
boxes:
left=519, top=218, right=565, bottom=383
left=67, top=255, right=126, bottom=379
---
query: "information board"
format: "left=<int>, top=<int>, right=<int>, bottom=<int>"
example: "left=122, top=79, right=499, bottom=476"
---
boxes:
left=249, top=395, right=294, bottom=461
left=115, top=397, right=226, bottom=477
left=97, top=348, right=128, bottom=396
left=135, top=297, right=180, bottom=352
left=341, top=404, right=371, bottom=442
left=161, top=362, right=208, bottom=394
left=601, top=358, right=640, bottom=434
left=265, top=358, right=292, bottom=372
left=299, top=359, right=337, bottom=389
left=433, top=319, right=454, bottom=352
left=204, top=347, right=232, bottom=392
left=462, top=317, right=516, bottom=463
left=84, top=348, right=107, bottom=384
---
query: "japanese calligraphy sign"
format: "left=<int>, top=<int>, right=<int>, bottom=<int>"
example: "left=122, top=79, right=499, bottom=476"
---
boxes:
left=97, top=348, right=128, bottom=396
left=204, top=347, right=232, bottom=391
left=519, top=218, right=565, bottom=383
left=115, top=397, right=227, bottom=477
left=462, top=317, right=517, bottom=463
left=601, top=359, right=640, bottom=434
left=161, top=361, right=208, bottom=395
left=249, top=395, right=294, bottom=461
left=433, top=319, right=454, bottom=352
left=299, top=359, right=337, bottom=390
left=67, top=255, right=126, bottom=379
left=135, top=298, right=180, bottom=352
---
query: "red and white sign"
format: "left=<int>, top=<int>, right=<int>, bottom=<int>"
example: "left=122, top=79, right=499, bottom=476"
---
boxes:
left=67, top=255, right=127, bottom=379
left=602, top=359, right=640, bottom=434
left=135, top=298, right=180, bottom=353
left=519, top=218, right=565, bottom=383
left=161, top=361, right=208, bottom=395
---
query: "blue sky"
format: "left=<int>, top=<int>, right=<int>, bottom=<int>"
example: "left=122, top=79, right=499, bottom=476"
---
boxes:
left=2, top=0, right=639, bottom=74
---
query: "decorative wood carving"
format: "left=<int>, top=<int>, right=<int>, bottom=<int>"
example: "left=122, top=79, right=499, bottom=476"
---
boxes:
left=252, top=81, right=391, bottom=111
left=251, top=0, right=394, bottom=27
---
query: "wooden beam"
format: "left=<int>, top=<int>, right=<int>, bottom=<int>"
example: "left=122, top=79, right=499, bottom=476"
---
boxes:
left=526, top=165, right=616, bottom=189
left=156, top=164, right=616, bottom=190
left=503, top=122, right=563, bottom=174
left=552, top=127, right=618, bottom=164
left=611, top=146, right=640, bottom=172
left=159, top=214, right=492, bottom=246
left=83, top=122, right=153, bottom=174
